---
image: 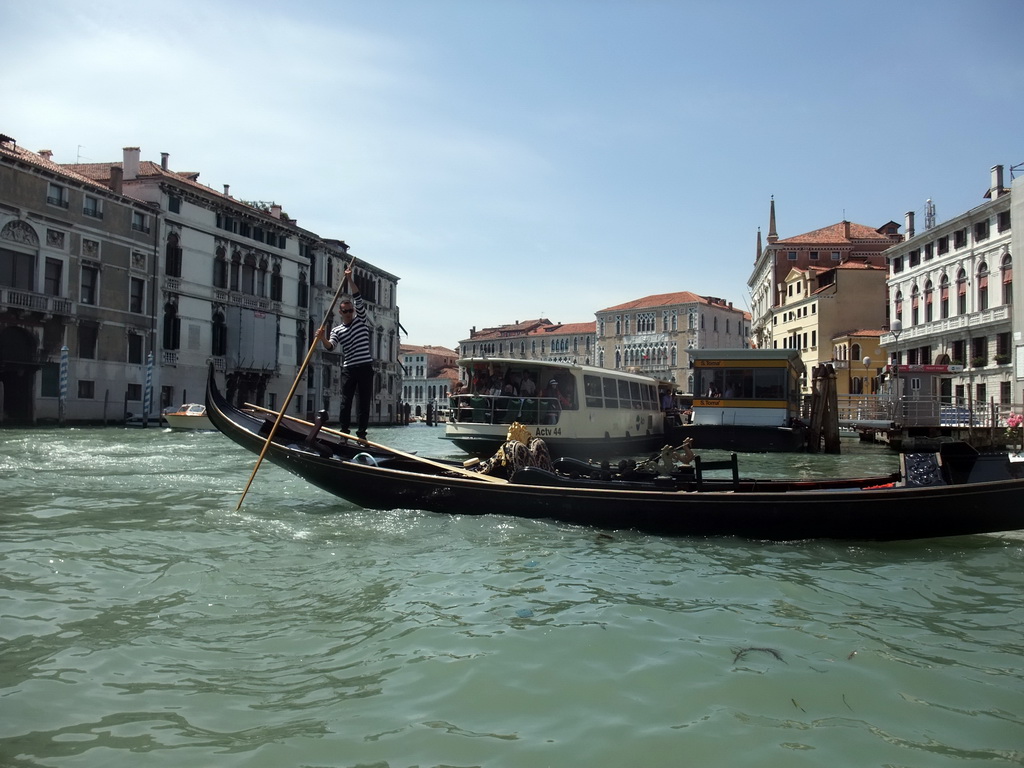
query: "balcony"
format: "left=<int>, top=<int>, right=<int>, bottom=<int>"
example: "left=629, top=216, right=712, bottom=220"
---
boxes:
left=881, top=305, right=1011, bottom=345
left=1, top=287, right=74, bottom=317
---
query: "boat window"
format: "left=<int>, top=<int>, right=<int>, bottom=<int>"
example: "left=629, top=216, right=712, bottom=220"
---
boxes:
left=645, top=383, right=657, bottom=409
left=754, top=368, right=785, bottom=399
left=602, top=377, right=618, bottom=408
left=701, top=370, right=724, bottom=398
left=618, top=380, right=632, bottom=408
left=628, top=380, right=642, bottom=409
left=723, top=369, right=755, bottom=398
left=584, top=375, right=603, bottom=408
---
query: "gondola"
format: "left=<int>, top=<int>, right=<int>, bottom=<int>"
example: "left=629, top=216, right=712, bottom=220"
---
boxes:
left=207, top=368, right=1024, bottom=542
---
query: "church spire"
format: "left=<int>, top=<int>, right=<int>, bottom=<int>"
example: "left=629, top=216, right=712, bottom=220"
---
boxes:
left=767, top=196, right=778, bottom=244
left=756, top=227, right=762, bottom=261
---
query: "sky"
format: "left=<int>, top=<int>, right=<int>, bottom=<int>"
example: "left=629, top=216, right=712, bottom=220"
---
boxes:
left=5, top=0, right=1024, bottom=349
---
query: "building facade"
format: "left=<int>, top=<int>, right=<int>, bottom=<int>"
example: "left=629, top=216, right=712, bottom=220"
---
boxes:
left=400, top=343, right=457, bottom=418
left=747, top=199, right=902, bottom=351
left=1, top=136, right=159, bottom=423
left=457, top=319, right=597, bottom=365
left=772, top=261, right=889, bottom=393
left=0, top=135, right=403, bottom=425
left=830, top=329, right=886, bottom=396
left=882, top=164, right=1014, bottom=410
left=595, top=292, right=750, bottom=395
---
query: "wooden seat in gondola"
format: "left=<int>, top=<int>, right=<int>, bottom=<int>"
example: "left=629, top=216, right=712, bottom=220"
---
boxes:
left=693, top=453, right=739, bottom=490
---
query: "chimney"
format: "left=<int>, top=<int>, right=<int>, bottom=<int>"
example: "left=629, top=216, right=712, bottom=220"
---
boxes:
left=38, top=149, right=53, bottom=162
left=110, top=165, right=123, bottom=195
left=904, top=210, right=915, bottom=240
left=160, top=152, right=169, bottom=171
left=843, top=220, right=851, bottom=239
left=123, top=146, right=140, bottom=180
left=223, top=184, right=230, bottom=196
left=990, top=164, right=1005, bottom=198
left=270, top=204, right=282, bottom=219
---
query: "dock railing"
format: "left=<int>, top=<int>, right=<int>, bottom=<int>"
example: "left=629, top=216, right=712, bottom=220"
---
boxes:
left=833, top=394, right=1022, bottom=430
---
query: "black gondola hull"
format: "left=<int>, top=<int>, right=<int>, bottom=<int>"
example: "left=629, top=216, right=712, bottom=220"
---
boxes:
left=207, top=368, right=1024, bottom=541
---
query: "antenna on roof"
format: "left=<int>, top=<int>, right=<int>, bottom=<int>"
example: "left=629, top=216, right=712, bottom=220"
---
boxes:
left=76, top=145, right=85, bottom=163
left=924, top=199, right=936, bottom=230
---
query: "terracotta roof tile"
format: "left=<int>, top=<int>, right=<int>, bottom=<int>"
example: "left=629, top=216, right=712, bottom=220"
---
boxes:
left=0, top=140, right=142, bottom=199
left=401, top=344, right=457, bottom=356
left=775, top=221, right=895, bottom=245
left=599, top=291, right=744, bottom=314
left=528, top=321, right=596, bottom=336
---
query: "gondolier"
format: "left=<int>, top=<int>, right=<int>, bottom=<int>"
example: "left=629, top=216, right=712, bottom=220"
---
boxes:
left=317, top=268, right=373, bottom=441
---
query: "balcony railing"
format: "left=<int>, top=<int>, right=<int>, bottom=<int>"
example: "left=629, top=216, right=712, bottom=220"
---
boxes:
left=834, top=393, right=1020, bottom=429
left=0, top=287, right=73, bottom=316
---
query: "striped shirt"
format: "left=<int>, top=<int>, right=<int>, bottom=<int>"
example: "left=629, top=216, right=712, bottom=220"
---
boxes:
left=329, top=293, right=373, bottom=368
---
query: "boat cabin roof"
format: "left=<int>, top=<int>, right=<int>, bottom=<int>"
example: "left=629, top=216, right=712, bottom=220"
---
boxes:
left=687, top=348, right=805, bottom=373
left=457, top=357, right=658, bottom=383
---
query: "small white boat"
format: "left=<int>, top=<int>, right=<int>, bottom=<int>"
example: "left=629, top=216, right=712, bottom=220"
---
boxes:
left=162, top=403, right=215, bottom=431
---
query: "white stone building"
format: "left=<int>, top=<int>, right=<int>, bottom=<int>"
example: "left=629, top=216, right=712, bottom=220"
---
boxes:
left=882, top=164, right=1015, bottom=410
left=595, top=292, right=750, bottom=394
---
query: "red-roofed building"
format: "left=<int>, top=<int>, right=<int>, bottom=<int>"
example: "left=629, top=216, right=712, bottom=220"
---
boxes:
left=457, top=319, right=597, bottom=365
left=596, top=292, right=750, bottom=394
left=747, top=197, right=902, bottom=351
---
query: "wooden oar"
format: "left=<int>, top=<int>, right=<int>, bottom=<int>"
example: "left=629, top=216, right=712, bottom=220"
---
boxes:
left=235, top=255, right=357, bottom=509
left=244, top=402, right=508, bottom=484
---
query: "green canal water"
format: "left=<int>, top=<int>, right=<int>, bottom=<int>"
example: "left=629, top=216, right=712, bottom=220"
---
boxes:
left=1, top=426, right=1022, bottom=767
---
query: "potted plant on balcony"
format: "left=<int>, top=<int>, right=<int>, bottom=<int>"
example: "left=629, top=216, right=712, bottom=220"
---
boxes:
left=970, top=356, right=988, bottom=368
left=994, top=353, right=1011, bottom=365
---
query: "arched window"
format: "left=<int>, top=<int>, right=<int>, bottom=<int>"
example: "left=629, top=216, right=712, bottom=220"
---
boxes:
left=956, top=268, right=968, bottom=314
left=242, top=253, right=257, bottom=295
left=230, top=250, right=241, bottom=291
left=256, top=257, right=269, bottom=298
left=270, top=263, right=283, bottom=302
left=1001, top=253, right=1012, bottom=305
left=894, top=289, right=903, bottom=322
left=213, top=246, right=228, bottom=289
left=163, top=298, right=180, bottom=350
left=165, top=233, right=182, bottom=277
left=977, top=262, right=989, bottom=311
left=0, top=220, right=40, bottom=291
left=910, top=285, right=920, bottom=326
left=924, top=280, right=934, bottom=322
left=298, top=270, right=308, bottom=307
left=211, top=309, right=227, bottom=356
left=940, top=274, right=950, bottom=319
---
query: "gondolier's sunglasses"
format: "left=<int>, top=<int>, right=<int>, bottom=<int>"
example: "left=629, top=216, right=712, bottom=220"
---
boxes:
left=340, top=308, right=354, bottom=314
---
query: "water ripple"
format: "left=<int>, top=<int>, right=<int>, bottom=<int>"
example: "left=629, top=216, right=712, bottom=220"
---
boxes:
left=1, top=428, right=1023, bottom=766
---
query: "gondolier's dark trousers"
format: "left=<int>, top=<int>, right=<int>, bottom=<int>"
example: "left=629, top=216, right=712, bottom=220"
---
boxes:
left=340, top=362, right=374, bottom=439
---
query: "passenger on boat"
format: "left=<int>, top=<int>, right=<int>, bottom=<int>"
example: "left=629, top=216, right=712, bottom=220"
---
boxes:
left=543, top=379, right=571, bottom=423
left=520, top=373, right=537, bottom=396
